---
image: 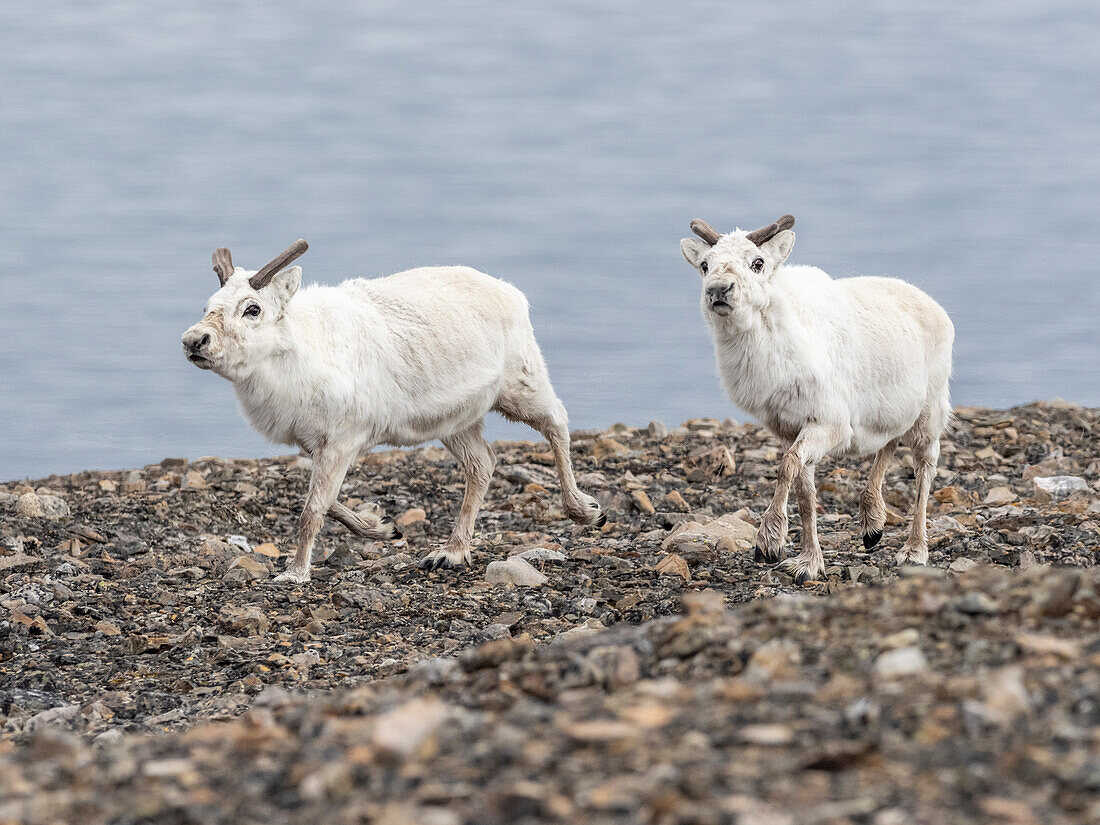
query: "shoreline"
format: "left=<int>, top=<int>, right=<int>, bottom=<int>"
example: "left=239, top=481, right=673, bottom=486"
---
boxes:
left=2, top=401, right=1098, bottom=823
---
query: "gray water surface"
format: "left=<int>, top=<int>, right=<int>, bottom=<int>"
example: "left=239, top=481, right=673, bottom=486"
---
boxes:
left=1, top=1, right=1098, bottom=480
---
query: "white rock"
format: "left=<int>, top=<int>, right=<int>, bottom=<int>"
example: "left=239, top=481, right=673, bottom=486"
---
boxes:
left=514, top=547, right=566, bottom=563
left=372, top=697, right=450, bottom=759
left=873, top=646, right=928, bottom=680
left=227, top=535, right=252, bottom=553
left=485, top=556, right=547, bottom=587
left=1033, top=475, right=1089, bottom=501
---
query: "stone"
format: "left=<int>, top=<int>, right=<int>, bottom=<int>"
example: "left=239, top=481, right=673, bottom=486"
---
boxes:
left=592, top=437, right=630, bottom=462
left=1032, top=475, right=1088, bottom=502
left=122, top=470, right=145, bottom=493
left=983, top=486, right=1017, bottom=505
left=933, top=486, right=973, bottom=507
left=1030, top=571, right=1079, bottom=617
left=873, top=646, right=927, bottom=680
left=645, top=420, right=668, bottom=438
left=16, top=492, right=69, bottom=520
left=514, top=547, right=566, bottom=563
left=181, top=471, right=207, bottom=490
left=0, top=554, right=41, bottom=573
left=948, top=557, right=980, bottom=575
left=654, top=553, right=690, bottom=581
left=954, top=591, right=999, bottom=615
left=218, top=605, right=269, bottom=636
left=630, top=489, right=656, bottom=516
left=224, top=555, right=270, bottom=582
left=661, top=514, right=757, bottom=555
left=95, top=619, right=121, bottom=636
left=662, top=490, right=691, bottom=512
left=682, top=444, right=736, bottom=483
left=372, top=697, right=450, bottom=760
left=396, top=507, right=427, bottom=527
left=744, top=639, right=801, bottom=683
left=485, top=556, right=547, bottom=587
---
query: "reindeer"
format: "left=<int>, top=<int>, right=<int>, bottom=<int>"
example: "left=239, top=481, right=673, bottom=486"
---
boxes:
left=680, top=216, right=954, bottom=582
left=182, top=241, right=604, bottom=583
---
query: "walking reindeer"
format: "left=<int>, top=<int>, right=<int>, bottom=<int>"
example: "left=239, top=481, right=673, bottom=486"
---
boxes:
left=183, top=241, right=604, bottom=583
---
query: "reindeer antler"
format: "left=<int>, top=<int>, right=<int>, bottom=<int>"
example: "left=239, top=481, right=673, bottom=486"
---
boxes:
left=690, top=219, right=722, bottom=245
left=249, top=240, right=309, bottom=290
left=212, top=247, right=234, bottom=287
left=745, top=215, right=795, bottom=246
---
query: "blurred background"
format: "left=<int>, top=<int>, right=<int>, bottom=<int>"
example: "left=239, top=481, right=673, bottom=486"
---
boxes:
left=1, top=1, right=1097, bottom=480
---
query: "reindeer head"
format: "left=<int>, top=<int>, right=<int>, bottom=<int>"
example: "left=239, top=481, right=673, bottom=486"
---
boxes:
left=680, top=216, right=795, bottom=329
left=181, top=240, right=308, bottom=380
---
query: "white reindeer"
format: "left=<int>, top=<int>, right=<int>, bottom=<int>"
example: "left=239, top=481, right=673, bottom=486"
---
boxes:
left=182, top=241, right=604, bottom=583
left=680, top=216, right=953, bottom=583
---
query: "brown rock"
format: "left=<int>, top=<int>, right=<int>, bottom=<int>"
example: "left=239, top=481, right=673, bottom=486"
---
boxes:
left=396, top=507, right=427, bottom=527
left=592, top=437, right=630, bottom=462
left=654, top=553, right=690, bottom=581
left=630, top=489, right=656, bottom=516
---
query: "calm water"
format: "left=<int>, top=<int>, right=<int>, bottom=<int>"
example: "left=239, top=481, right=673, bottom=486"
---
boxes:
left=1, top=1, right=1098, bottom=480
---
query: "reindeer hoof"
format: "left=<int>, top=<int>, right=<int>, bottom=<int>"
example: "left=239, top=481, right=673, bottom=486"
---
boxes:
left=862, top=529, right=883, bottom=549
left=381, top=516, right=403, bottom=540
left=419, top=550, right=469, bottom=571
left=274, top=567, right=310, bottom=584
left=754, top=541, right=781, bottom=564
left=595, top=513, right=607, bottom=528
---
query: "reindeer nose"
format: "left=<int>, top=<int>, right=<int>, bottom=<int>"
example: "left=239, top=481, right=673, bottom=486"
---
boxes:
left=706, top=284, right=730, bottom=302
left=183, top=329, right=210, bottom=353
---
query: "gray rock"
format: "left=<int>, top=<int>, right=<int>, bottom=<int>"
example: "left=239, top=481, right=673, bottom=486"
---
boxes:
left=485, top=556, right=547, bottom=587
left=514, top=547, right=566, bottom=563
left=15, top=492, right=70, bottom=520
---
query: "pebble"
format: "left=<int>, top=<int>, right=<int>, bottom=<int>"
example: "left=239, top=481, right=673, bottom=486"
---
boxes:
left=873, top=646, right=928, bottom=680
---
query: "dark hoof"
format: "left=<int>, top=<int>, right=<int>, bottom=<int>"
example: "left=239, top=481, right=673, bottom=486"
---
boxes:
left=754, top=545, right=777, bottom=564
left=863, top=529, right=883, bottom=549
left=419, top=554, right=465, bottom=571
left=391, top=528, right=403, bottom=540
left=595, top=513, right=607, bottom=528
left=792, top=570, right=808, bottom=586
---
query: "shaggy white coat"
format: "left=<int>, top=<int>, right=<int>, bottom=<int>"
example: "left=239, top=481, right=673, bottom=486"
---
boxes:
left=681, top=226, right=953, bottom=582
left=183, top=263, right=602, bottom=582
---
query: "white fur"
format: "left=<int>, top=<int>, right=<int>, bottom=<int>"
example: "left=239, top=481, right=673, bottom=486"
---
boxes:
left=183, top=262, right=603, bottom=582
left=681, top=225, right=953, bottom=581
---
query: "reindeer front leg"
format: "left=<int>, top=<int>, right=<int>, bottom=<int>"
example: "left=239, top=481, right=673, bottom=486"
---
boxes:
left=756, top=424, right=842, bottom=569
left=275, top=445, right=356, bottom=584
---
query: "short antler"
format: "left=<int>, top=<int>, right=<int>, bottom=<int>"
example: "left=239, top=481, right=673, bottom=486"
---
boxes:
left=690, top=219, right=722, bottom=245
left=249, top=240, right=309, bottom=290
left=745, top=215, right=795, bottom=246
left=212, top=248, right=234, bottom=287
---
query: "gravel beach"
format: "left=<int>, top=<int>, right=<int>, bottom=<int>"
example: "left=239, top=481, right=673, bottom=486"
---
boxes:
left=2, top=402, right=1098, bottom=823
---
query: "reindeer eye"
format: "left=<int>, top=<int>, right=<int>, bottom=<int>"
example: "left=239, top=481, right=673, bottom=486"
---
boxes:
left=750, top=258, right=764, bottom=273
left=243, top=303, right=261, bottom=318
left=700, top=261, right=708, bottom=274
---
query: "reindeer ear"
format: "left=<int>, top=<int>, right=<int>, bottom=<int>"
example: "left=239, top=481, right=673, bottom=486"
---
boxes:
left=762, top=230, right=795, bottom=266
left=681, top=238, right=709, bottom=270
left=268, top=265, right=301, bottom=305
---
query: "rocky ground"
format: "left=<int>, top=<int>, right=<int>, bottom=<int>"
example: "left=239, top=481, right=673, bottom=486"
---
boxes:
left=1, top=402, right=1098, bottom=824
